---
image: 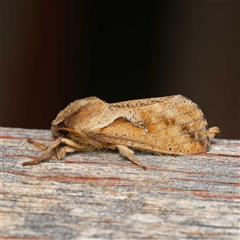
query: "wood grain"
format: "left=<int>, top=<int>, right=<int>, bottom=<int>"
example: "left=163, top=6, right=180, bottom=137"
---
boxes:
left=1, top=127, right=239, bottom=239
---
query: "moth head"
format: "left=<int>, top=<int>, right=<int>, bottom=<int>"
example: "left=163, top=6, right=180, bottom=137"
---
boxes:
left=51, top=122, right=68, bottom=138
left=50, top=96, right=106, bottom=138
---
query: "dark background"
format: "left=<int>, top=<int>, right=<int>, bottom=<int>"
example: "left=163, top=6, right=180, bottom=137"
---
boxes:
left=1, top=1, right=239, bottom=139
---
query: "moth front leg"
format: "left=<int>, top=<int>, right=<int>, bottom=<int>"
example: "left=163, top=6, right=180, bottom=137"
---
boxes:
left=22, top=138, right=91, bottom=166
left=56, top=146, right=77, bottom=160
left=116, top=145, right=147, bottom=169
left=56, top=142, right=94, bottom=159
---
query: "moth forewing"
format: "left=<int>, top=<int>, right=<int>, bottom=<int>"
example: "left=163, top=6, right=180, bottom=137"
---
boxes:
left=89, top=118, right=210, bottom=156
left=89, top=95, right=210, bottom=155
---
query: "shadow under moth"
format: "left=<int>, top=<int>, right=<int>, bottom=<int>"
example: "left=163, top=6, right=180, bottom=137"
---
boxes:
left=22, top=95, right=219, bottom=169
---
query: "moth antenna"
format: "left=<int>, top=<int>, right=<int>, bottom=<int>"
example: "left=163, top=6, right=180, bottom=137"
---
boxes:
left=57, top=127, right=90, bottom=140
left=208, top=126, right=220, bottom=139
left=58, top=127, right=104, bottom=149
left=57, top=127, right=81, bottom=135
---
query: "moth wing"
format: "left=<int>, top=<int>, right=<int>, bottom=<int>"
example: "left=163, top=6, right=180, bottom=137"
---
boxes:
left=89, top=96, right=210, bottom=155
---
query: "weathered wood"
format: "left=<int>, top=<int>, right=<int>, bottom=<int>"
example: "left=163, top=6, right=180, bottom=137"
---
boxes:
left=1, top=126, right=240, bottom=239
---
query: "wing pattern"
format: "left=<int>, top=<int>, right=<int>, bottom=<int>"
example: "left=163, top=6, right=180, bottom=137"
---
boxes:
left=89, top=95, right=210, bottom=155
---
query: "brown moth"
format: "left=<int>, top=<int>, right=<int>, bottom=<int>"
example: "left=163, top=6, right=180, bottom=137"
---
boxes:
left=22, top=95, right=219, bottom=169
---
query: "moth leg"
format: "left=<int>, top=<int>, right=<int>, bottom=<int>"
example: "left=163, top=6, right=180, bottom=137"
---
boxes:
left=208, top=126, right=220, bottom=139
left=27, top=138, right=48, bottom=151
left=56, top=146, right=78, bottom=159
left=56, top=143, right=94, bottom=159
left=23, top=138, right=63, bottom=166
left=22, top=138, right=90, bottom=166
left=22, top=147, right=55, bottom=166
left=116, top=145, right=147, bottom=170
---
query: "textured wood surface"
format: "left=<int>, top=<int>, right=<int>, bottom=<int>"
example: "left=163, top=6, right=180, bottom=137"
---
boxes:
left=1, top=126, right=240, bottom=239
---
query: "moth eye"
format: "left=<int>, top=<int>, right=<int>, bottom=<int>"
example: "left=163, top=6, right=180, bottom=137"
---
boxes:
left=169, top=148, right=172, bottom=151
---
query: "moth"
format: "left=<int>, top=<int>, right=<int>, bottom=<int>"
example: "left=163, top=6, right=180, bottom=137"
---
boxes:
left=22, top=95, right=219, bottom=169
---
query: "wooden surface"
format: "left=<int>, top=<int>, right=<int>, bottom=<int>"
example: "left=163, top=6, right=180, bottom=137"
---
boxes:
left=1, top=126, right=240, bottom=239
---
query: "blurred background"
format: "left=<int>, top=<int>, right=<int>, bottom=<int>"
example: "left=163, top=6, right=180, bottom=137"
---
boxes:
left=1, top=0, right=239, bottom=139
